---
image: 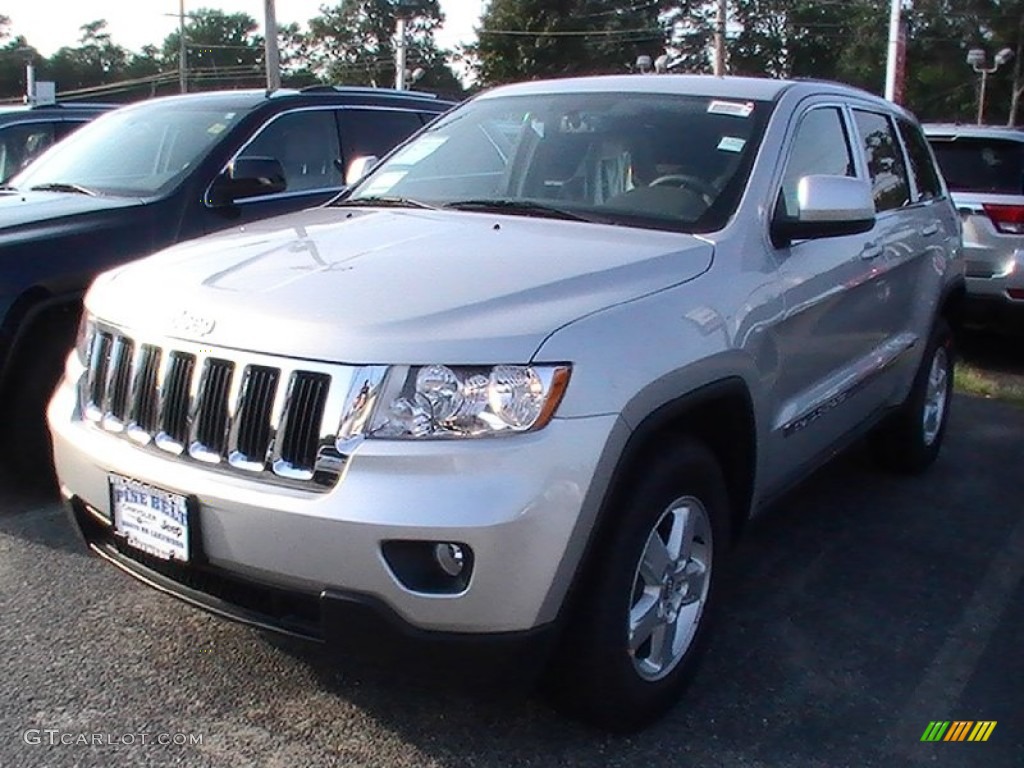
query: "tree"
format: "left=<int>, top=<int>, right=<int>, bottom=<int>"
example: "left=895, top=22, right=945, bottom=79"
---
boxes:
left=161, top=8, right=264, bottom=91
left=42, top=20, right=129, bottom=92
left=474, top=0, right=667, bottom=85
left=302, top=0, right=463, bottom=95
left=0, top=16, right=41, bottom=99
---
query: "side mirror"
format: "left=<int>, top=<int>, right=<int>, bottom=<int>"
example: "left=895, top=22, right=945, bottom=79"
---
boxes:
left=771, top=175, right=875, bottom=247
left=345, top=155, right=380, bottom=187
left=209, top=156, right=287, bottom=206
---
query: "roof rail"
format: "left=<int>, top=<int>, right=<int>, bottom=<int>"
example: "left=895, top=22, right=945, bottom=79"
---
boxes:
left=298, top=84, right=438, bottom=100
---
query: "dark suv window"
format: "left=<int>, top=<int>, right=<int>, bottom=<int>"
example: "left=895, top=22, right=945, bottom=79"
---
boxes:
left=853, top=110, right=911, bottom=212
left=0, top=122, right=57, bottom=182
left=897, top=119, right=942, bottom=202
left=928, top=137, right=1024, bottom=195
left=340, top=109, right=425, bottom=161
left=241, top=109, right=344, bottom=193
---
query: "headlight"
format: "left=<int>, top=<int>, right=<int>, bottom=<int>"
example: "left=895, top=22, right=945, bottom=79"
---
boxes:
left=366, top=364, right=571, bottom=439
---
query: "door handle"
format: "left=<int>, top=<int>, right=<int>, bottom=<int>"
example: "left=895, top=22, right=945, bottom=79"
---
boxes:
left=920, top=223, right=940, bottom=237
left=861, top=244, right=883, bottom=260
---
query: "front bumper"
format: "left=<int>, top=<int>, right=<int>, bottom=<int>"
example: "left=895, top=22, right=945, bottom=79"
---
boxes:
left=49, top=372, right=619, bottom=640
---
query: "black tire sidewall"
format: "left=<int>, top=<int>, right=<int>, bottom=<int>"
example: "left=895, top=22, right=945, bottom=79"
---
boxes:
left=875, top=319, right=954, bottom=473
left=549, top=440, right=731, bottom=731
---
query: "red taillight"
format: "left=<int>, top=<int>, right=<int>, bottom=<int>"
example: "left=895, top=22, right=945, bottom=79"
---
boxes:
left=982, top=203, right=1024, bottom=235
left=1008, top=288, right=1024, bottom=301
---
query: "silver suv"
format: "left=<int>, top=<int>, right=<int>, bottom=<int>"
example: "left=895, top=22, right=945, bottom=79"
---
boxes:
left=924, top=124, right=1024, bottom=331
left=50, top=75, right=964, bottom=731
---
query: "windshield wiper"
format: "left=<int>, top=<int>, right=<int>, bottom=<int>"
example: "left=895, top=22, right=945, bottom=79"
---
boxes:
left=334, top=195, right=439, bottom=210
left=444, top=199, right=594, bottom=222
left=28, top=182, right=98, bottom=196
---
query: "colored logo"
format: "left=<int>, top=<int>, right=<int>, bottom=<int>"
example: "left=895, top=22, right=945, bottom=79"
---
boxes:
left=921, top=721, right=996, bottom=742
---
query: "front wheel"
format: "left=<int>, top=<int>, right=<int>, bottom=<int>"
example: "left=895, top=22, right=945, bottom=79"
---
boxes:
left=870, top=319, right=954, bottom=474
left=545, top=439, right=730, bottom=731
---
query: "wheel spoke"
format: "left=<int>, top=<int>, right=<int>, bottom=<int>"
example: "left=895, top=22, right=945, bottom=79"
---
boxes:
left=648, top=621, right=678, bottom=672
left=666, top=505, right=696, bottom=563
left=678, top=560, right=707, bottom=605
left=639, top=531, right=671, bottom=584
left=629, top=591, right=662, bottom=653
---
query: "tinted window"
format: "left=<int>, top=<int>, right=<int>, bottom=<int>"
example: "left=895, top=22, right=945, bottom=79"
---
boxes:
left=349, top=93, right=772, bottom=234
left=897, top=119, right=942, bottom=201
left=853, top=110, right=911, bottom=212
left=0, top=122, right=56, bottom=182
left=780, top=107, right=855, bottom=218
left=11, top=103, right=245, bottom=196
left=241, top=109, right=343, bottom=193
left=928, top=137, right=1024, bottom=195
left=340, top=109, right=424, bottom=161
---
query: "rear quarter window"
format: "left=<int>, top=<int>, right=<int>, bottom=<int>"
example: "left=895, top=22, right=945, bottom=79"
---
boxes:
left=928, top=137, right=1024, bottom=194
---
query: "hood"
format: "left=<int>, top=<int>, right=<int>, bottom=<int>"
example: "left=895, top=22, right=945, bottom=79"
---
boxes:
left=0, top=189, right=142, bottom=235
left=89, top=207, right=713, bottom=363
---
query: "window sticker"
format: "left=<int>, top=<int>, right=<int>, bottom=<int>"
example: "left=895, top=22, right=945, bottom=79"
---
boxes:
left=707, top=100, right=755, bottom=118
left=389, top=135, right=448, bottom=165
left=717, top=136, right=746, bottom=153
left=207, top=123, right=227, bottom=135
left=362, top=170, right=407, bottom=196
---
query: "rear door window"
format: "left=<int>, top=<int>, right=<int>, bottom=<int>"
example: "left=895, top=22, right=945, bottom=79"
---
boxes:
left=927, top=137, right=1024, bottom=194
left=853, top=110, right=911, bottom=212
left=339, top=109, right=424, bottom=163
left=897, top=119, right=943, bottom=201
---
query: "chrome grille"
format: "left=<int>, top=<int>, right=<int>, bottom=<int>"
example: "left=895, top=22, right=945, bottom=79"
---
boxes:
left=80, top=326, right=384, bottom=490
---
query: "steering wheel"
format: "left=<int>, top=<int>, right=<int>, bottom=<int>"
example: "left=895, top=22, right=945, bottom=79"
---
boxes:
left=648, top=174, right=718, bottom=205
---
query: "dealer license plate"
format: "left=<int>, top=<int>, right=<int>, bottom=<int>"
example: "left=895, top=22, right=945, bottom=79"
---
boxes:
left=110, top=476, right=191, bottom=562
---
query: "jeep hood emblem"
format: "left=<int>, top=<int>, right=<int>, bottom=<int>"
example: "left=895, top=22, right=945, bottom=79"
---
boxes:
left=169, top=308, right=216, bottom=338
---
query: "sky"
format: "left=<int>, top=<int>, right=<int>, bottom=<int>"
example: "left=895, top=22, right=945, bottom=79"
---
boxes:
left=4, top=1, right=485, bottom=55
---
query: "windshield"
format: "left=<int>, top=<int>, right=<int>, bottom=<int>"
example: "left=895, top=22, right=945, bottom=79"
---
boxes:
left=347, top=91, right=771, bottom=232
left=929, top=137, right=1024, bottom=195
left=9, top=102, right=245, bottom=197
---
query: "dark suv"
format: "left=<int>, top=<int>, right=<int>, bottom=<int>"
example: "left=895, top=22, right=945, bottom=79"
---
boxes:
left=0, top=101, right=112, bottom=182
left=0, top=86, right=454, bottom=480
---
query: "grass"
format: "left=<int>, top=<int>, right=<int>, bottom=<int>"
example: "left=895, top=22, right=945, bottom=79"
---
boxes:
left=954, top=362, right=1024, bottom=406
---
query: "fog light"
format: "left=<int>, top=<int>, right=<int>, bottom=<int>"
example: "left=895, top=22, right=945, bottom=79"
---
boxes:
left=434, top=542, right=465, bottom=577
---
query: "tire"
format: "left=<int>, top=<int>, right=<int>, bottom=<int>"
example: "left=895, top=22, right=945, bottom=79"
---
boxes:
left=545, top=439, right=731, bottom=732
left=0, top=308, right=78, bottom=490
left=870, top=318, right=954, bottom=474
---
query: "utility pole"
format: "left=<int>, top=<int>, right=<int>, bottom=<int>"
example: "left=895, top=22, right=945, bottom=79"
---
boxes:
left=178, top=0, right=187, bottom=93
left=395, top=15, right=407, bottom=90
left=883, top=0, right=903, bottom=102
left=713, top=0, right=727, bottom=76
left=264, top=0, right=281, bottom=92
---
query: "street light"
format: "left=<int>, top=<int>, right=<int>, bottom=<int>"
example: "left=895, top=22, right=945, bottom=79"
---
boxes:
left=967, top=46, right=1014, bottom=125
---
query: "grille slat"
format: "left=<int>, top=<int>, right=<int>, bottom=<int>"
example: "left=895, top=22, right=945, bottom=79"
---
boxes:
left=80, top=329, right=348, bottom=489
left=86, top=333, right=113, bottom=417
left=233, top=366, right=280, bottom=467
left=130, top=345, right=162, bottom=436
left=107, top=338, right=135, bottom=423
left=159, top=352, right=196, bottom=449
left=190, top=358, right=234, bottom=460
left=278, top=372, right=331, bottom=471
